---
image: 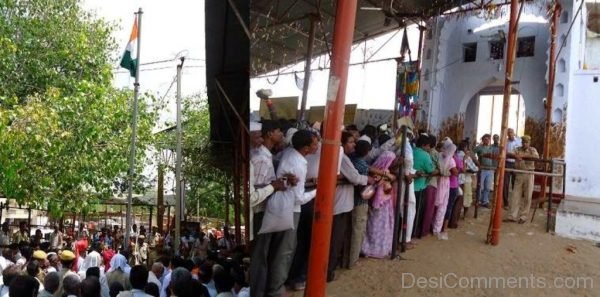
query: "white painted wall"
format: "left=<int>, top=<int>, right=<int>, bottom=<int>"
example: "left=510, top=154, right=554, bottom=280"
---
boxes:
left=565, top=71, right=600, bottom=199
left=422, top=3, right=551, bottom=134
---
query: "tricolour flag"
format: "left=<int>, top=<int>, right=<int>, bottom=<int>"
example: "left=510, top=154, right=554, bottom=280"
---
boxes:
left=120, top=16, right=139, bottom=77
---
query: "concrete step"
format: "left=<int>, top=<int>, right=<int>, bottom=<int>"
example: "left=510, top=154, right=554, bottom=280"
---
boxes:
left=555, top=197, right=600, bottom=242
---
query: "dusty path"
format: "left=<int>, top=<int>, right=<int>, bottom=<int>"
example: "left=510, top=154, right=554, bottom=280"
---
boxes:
left=297, top=208, right=600, bottom=297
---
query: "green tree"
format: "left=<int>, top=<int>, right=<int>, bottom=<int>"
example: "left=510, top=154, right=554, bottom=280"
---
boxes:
left=155, top=94, right=232, bottom=221
left=0, top=0, right=157, bottom=216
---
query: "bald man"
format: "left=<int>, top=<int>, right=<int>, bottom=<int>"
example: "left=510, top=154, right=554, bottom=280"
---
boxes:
left=148, top=262, right=163, bottom=289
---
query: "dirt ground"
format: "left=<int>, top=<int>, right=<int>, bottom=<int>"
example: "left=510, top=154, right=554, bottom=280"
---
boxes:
left=295, top=207, right=600, bottom=297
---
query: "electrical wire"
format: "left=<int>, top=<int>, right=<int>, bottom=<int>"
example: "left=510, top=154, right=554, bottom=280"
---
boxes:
left=555, top=0, right=585, bottom=63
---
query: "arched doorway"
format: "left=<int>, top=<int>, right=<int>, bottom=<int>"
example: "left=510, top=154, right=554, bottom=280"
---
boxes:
left=464, top=88, right=526, bottom=141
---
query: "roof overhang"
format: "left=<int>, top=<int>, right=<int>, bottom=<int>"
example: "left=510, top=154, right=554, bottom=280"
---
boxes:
left=250, top=0, right=467, bottom=77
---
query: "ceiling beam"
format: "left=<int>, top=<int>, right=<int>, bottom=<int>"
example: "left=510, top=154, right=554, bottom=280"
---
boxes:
left=250, top=10, right=327, bottom=45
left=299, top=0, right=369, bottom=37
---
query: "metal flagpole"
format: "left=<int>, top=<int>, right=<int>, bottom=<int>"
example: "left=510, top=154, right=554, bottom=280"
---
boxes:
left=125, top=7, right=142, bottom=252
left=175, top=57, right=185, bottom=255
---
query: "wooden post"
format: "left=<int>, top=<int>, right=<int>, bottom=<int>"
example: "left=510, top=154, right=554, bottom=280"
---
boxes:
left=392, top=126, right=407, bottom=258
left=488, top=0, right=521, bottom=246
left=166, top=205, right=171, bottom=232
left=157, top=164, right=165, bottom=233
left=242, top=120, right=250, bottom=246
left=540, top=4, right=561, bottom=207
left=305, top=0, right=358, bottom=294
left=298, top=14, right=318, bottom=121
left=233, top=126, right=242, bottom=245
left=27, top=208, right=32, bottom=236
left=149, top=206, right=153, bottom=232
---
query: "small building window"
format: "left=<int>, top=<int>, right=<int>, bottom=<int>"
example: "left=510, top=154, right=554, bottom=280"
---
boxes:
left=424, top=69, right=430, bottom=81
left=516, top=36, right=535, bottom=57
left=489, top=40, right=505, bottom=60
left=558, top=58, right=566, bottom=73
left=552, top=108, right=563, bottom=123
left=422, top=90, right=428, bottom=102
left=426, top=48, right=432, bottom=60
left=556, top=83, right=564, bottom=97
left=463, top=42, right=477, bottom=62
left=427, top=29, right=433, bottom=40
left=561, top=11, right=569, bottom=24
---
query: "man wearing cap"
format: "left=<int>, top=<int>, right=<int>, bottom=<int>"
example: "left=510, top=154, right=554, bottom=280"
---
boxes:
left=54, top=250, right=79, bottom=297
left=32, top=250, right=48, bottom=281
left=248, top=120, right=290, bottom=296
left=505, top=135, right=539, bottom=224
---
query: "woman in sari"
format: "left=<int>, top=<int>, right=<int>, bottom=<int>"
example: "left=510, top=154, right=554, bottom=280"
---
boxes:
left=433, top=140, right=457, bottom=240
left=361, top=151, right=397, bottom=258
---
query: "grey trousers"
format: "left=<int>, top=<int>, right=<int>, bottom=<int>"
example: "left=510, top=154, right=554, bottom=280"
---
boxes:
left=349, top=204, right=368, bottom=267
left=249, top=212, right=300, bottom=297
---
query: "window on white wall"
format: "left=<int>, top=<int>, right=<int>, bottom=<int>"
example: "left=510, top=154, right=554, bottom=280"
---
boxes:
left=422, top=90, right=428, bottom=102
left=489, top=40, right=505, bottom=60
left=552, top=108, right=563, bottom=123
left=556, top=83, right=564, bottom=97
left=427, top=29, right=433, bottom=40
left=561, top=11, right=569, bottom=24
left=516, top=36, right=535, bottom=57
left=558, top=58, right=566, bottom=73
left=426, top=48, right=432, bottom=59
left=424, top=69, right=430, bottom=81
left=463, top=43, right=477, bottom=62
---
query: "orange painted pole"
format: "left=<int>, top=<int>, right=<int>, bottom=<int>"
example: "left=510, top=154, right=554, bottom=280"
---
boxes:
left=305, top=0, right=358, bottom=295
left=540, top=3, right=561, bottom=208
left=488, top=0, right=520, bottom=246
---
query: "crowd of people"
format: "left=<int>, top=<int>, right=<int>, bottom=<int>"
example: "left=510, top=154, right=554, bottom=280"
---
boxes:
left=0, top=119, right=538, bottom=297
left=249, top=119, right=539, bottom=296
left=0, top=221, right=252, bottom=297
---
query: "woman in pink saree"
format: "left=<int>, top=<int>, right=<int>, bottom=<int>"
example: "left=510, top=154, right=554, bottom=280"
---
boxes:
left=361, top=151, right=397, bottom=258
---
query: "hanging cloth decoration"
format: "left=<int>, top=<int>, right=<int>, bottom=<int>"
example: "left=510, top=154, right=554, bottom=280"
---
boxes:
left=395, top=28, right=420, bottom=121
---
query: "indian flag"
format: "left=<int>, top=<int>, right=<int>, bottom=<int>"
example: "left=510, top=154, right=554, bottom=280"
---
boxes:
left=120, top=16, right=139, bottom=77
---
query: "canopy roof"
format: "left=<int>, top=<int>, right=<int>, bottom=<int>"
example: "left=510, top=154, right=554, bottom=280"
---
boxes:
left=250, top=0, right=468, bottom=77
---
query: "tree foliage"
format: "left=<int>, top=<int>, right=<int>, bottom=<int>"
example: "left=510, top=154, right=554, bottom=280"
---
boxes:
left=155, top=94, right=232, bottom=221
left=0, top=0, right=157, bottom=216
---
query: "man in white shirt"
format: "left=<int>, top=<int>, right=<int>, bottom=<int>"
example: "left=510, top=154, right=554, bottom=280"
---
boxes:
left=248, top=120, right=292, bottom=297
left=49, top=225, right=64, bottom=251
left=0, top=264, right=21, bottom=297
left=147, top=262, right=162, bottom=289
left=504, top=128, right=522, bottom=209
left=249, top=129, right=317, bottom=297
left=159, top=258, right=172, bottom=297
left=327, top=132, right=370, bottom=282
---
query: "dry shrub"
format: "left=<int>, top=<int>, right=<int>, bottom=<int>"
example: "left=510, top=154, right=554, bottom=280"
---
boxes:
left=525, top=116, right=566, bottom=158
left=437, top=113, right=465, bottom=143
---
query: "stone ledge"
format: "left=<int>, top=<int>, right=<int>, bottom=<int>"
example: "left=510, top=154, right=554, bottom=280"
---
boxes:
left=559, top=196, right=600, bottom=217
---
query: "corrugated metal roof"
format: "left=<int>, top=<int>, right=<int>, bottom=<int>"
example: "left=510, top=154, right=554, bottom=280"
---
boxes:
left=250, top=0, right=467, bottom=76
